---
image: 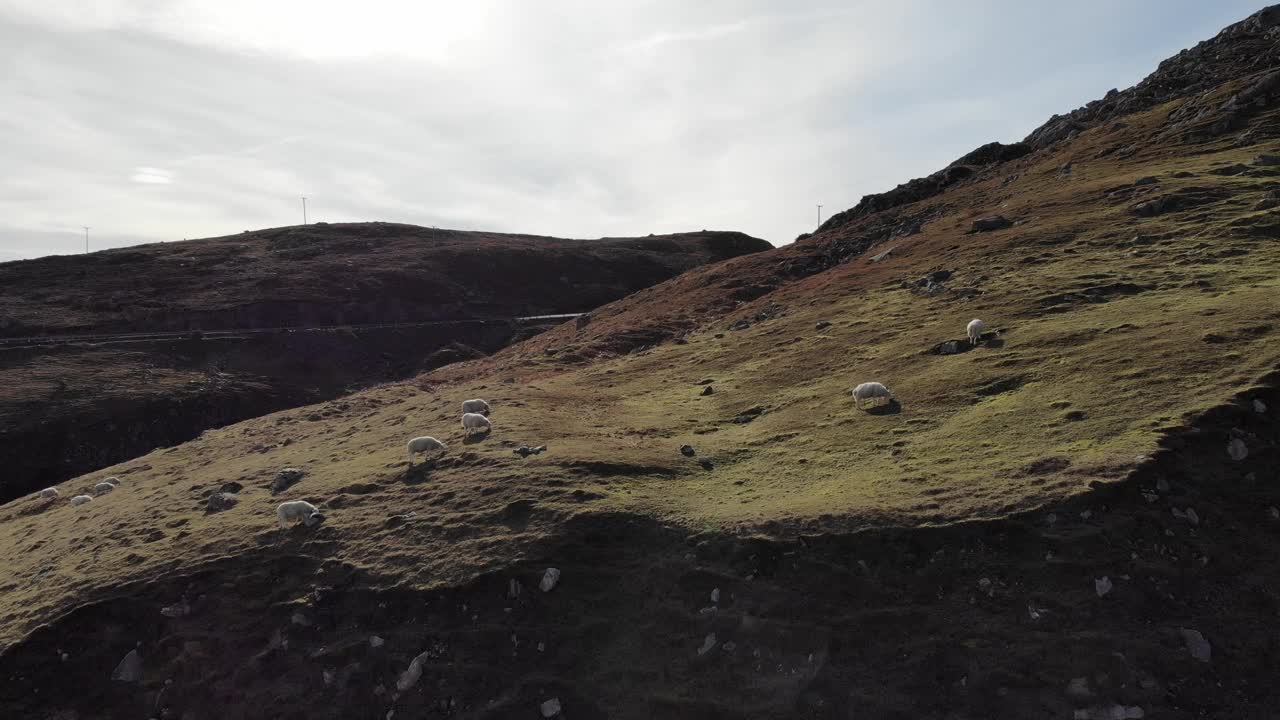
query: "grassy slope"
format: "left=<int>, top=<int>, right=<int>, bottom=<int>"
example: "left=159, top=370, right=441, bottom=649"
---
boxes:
left=1, top=90, right=1278, bottom=653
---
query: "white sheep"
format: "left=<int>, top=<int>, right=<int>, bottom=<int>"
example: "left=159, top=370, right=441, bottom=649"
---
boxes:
left=38, top=487, right=59, bottom=500
left=406, top=436, right=447, bottom=464
left=461, top=399, right=491, bottom=416
left=967, top=319, right=986, bottom=346
left=462, top=412, right=492, bottom=436
left=852, top=382, right=894, bottom=410
left=94, top=482, right=116, bottom=496
left=69, top=495, right=93, bottom=507
left=276, top=500, right=325, bottom=530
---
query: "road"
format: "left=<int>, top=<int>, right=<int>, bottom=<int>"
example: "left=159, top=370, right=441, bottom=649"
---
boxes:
left=0, top=313, right=584, bottom=349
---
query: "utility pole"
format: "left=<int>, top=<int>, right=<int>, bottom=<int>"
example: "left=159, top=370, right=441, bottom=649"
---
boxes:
left=82, top=226, right=90, bottom=254
left=301, top=196, right=308, bottom=225
left=817, top=204, right=823, bottom=225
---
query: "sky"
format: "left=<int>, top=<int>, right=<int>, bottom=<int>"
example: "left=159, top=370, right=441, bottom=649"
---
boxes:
left=0, top=0, right=1265, bottom=261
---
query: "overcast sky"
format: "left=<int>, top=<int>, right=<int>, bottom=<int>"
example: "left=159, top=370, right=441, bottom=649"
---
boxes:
left=0, top=1, right=1263, bottom=260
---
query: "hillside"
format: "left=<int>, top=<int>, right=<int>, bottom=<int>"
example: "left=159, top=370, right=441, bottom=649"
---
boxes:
left=0, top=228, right=769, bottom=501
left=1, top=7, right=1279, bottom=720
left=0, top=225, right=769, bottom=337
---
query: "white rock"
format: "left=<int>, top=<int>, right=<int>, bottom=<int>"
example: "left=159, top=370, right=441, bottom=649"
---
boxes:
left=1095, top=576, right=1113, bottom=598
left=1253, top=398, right=1267, bottom=414
left=710, top=588, right=720, bottom=604
left=396, top=651, right=429, bottom=691
left=1179, top=628, right=1211, bottom=662
left=369, top=636, right=385, bottom=648
left=111, top=649, right=143, bottom=683
left=539, top=568, right=561, bottom=593
left=697, top=633, right=717, bottom=656
left=540, top=697, right=562, bottom=718
left=1227, top=438, right=1248, bottom=461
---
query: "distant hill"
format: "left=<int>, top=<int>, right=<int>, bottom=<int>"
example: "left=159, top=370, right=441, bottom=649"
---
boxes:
left=0, top=224, right=770, bottom=337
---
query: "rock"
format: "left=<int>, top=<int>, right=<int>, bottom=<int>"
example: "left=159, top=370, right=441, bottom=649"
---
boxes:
left=514, top=446, right=534, bottom=457
left=1095, top=576, right=1113, bottom=598
left=540, top=698, right=562, bottom=718
left=869, top=246, right=896, bottom=262
left=160, top=602, right=190, bottom=618
left=1227, top=438, right=1248, bottom=461
left=928, top=269, right=953, bottom=282
left=1133, top=176, right=1158, bottom=186
left=396, top=652, right=428, bottom=691
left=219, top=481, right=243, bottom=494
left=814, top=320, right=832, bottom=330
left=1268, top=507, right=1278, bottom=520
left=977, top=578, right=993, bottom=596
left=1185, top=508, right=1200, bottom=526
left=1065, top=676, right=1092, bottom=701
left=539, top=568, right=561, bottom=593
left=1254, top=153, right=1280, bottom=166
left=369, top=636, right=385, bottom=648
left=205, top=492, right=237, bottom=513
left=1080, top=509, right=1093, bottom=520
left=710, top=588, right=720, bottom=604
left=722, top=641, right=737, bottom=653
left=701, top=385, right=714, bottom=396
left=697, top=633, right=718, bottom=656
left=971, top=216, right=1012, bottom=232
left=271, top=468, right=305, bottom=494
left=1254, top=398, right=1267, bottom=414
left=699, top=458, right=715, bottom=471
left=680, top=445, right=696, bottom=457
left=111, top=649, right=143, bottom=683
left=938, top=340, right=962, bottom=355
left=1179, top=628, right=1211, bottom=662
left=290, top=612, right=310, bottom=626
left=728, top=319, right=751, bottom=331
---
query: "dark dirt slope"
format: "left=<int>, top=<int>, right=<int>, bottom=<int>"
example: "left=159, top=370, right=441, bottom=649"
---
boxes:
left=0, top=228, right=769, bottom=501
left=0, top=225, right=770, bottom=337
left=1, top=9, right=1280, bottom=720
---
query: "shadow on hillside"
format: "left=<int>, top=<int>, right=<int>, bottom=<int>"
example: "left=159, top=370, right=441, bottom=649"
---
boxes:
left=981, top=335, right=1006, bottom=349
left=462, top=432, right=491, bottom=445
left=403, top=460, right=436, bottom=485
left=866, top=399, right=902, bottom=416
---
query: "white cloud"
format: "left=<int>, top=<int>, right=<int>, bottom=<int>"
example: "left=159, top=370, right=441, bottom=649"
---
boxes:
left=0, top=0, right=1267, bottom=259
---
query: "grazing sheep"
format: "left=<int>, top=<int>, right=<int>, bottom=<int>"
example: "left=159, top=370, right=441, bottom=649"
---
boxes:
left=39, top=487, right=59, bottom=500
left=69, top=495, right=93, bottom=507
left=94, top=482, right=116, bottom=496
left=276, top=500, right=325, bottom=530
left=967, top=319, right=986, bottom=346
left=406, top=436, right=447, bottom=464
left=461, top=399, right=491, bottom=416
left=852, top=382, right=894, bottom=410
left=462, top=412, right=492, bottom=436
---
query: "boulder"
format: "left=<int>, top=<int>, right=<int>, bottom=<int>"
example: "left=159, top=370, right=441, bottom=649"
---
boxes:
left=206, top=493, right=238, bottom=513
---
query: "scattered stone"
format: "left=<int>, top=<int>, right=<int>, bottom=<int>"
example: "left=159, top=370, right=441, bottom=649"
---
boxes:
left=938, top=340, right=963, bottom=355
left=396, top=652, right=429, bottom=691
left=1227, top=438, right=1248, bottom=461
left=697, top=633, right=718, bottom=656
left=219, top=481, right=243, bottom=494
left=971, top=216, right=1012, bottom=232
left=701, top=385, right=714, bottom=396
left=539, top=568, right=561, bottom=593
left=537, top=642, right=546, bottom=652
left=928, top=269, right=953, bottom=282
left=1179, top=628, right=1211, bottom=662
left=728, top=319, right=751, bottom=331
left=868, top=246, right=895, bottom=262
left=1141, top=492, right=1158, bottom=503
left=1065, top=676, right=1092, bottom=701
left=814, top=320, right=832, bottom=330
left=710, top=588, right=721, bottom=604
left=271, top=468, right=305, bottom=494
left=111, top=649, right=143, bottom=683
left=1095, top=576, right=1113, bottom=598
left=1254, top=398, right=1267, bottom=414
left=540, top=698, right=562, bottom=718
left=205, top=492, right=238, bottom=513
left=160, top=602, right=191, bottom=618
left=699, top=458, right=715, bottom=471
left=680, top=445, right=696, bottom=457
left=369, top=636, right=385, bottom=649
